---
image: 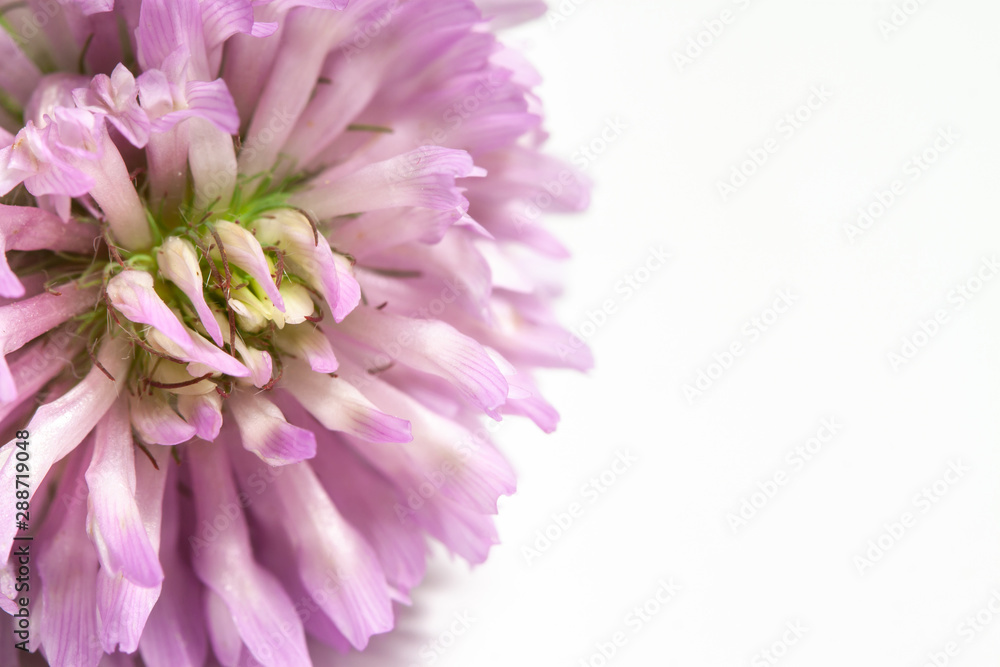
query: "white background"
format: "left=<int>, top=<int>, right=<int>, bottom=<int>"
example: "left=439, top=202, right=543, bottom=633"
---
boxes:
left=334, top=1, right=1000, bottom=666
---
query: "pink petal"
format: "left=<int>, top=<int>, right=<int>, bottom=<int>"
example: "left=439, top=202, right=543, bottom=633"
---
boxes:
left=253, top=210, right=360, bottom=322
left=331, top=208, right=462, bottom=258
left=135, top=68, right=175, bottom=122
left=201, top=0, right=277, bottom=50
left=211, top=221, right=284, bottom=311
left=409, top=491, right=500, bottom=564
left=329, top=252, right=362, bottom=322
left=236, top=7, right=352, bottom=175
left=139, top=481, right=208, bottom=667
left=1, top=120, right=98, bottom=199
left=156, top=237, right=224, bottom=346
left=282, top=360, right=412, bottom=443
left=96, top=568, right=162, bottom=656
left=501, top=368, right=560, bottom=433
left=0, top=204, right=97, bottom=298
left=136, top=0, right=209, bottom=76
left=177, top=392, right=223, bottom=440
left=0, top=333, right=84, bottom=418
left=129, top=393, right=197, bottom=446
left=0, top=257, right=20, bottom=300
left=337, top=307, right=509, bottom=412
left=66, top=0, right=114, bottom=15
left=146, top=76, right=241, bottom=135
left=0, top=335, right=129, bottom=563
left=106, top=270, right=192, bottom=347
left=311, top=434, right=427, bottom=594
left=229, top=392, right=316, bottom=466
left=0, top=31, right=40, bottom=105
left=336, top=359, right=516, bottom=514
left=187, top=441, right=312, bottom=667
left=95, top=446, right=169, bottom=653
left=232, top=338, right=273, bottom=388
left=470, top=145, right=590, bottom=214
left=185, top=79, right=240, bottom=134
left=187, top=117, right=238, bottom=208
left=204, top=588, right=242, bottom=665
left=35, top=441, right=103, bottom=667
left=251, top=537, right=354, bottom=652
left=268, top=0, right=349, bottom=10
left=0, top=615, right=19, bottom=664
left=274, top=325, right=338, bottom=373
left=74, top=64, right=151, bottom=148
left=147, top=322, right=250, bottom=378
left=85, top=397, right=164, bottom=588
left=291, top=146, right=482, bottom=220
left=0, top=282, right=99, bottom=402
left=231, top=450, right=394, bottom=650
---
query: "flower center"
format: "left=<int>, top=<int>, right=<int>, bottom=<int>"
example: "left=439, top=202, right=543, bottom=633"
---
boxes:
left=13, top=180, right=354, bottom=408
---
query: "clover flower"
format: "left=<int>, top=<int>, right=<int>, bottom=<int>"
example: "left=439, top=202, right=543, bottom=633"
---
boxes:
left=0, top=0, right=589, bottom=664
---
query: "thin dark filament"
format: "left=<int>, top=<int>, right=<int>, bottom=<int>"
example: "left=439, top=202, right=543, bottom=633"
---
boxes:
left=259, top=363, right=283, bottom=391
left=87, top=345, right=115, bottom=381
left=143, top=373, right=213, bottom=390
left=135, top=442, right=160, bottom=470
left=207, top=229, right=239, bottom=358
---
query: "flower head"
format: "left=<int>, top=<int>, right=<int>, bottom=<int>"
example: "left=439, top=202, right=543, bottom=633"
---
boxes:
left=0, top=0, right=589, bottom=664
